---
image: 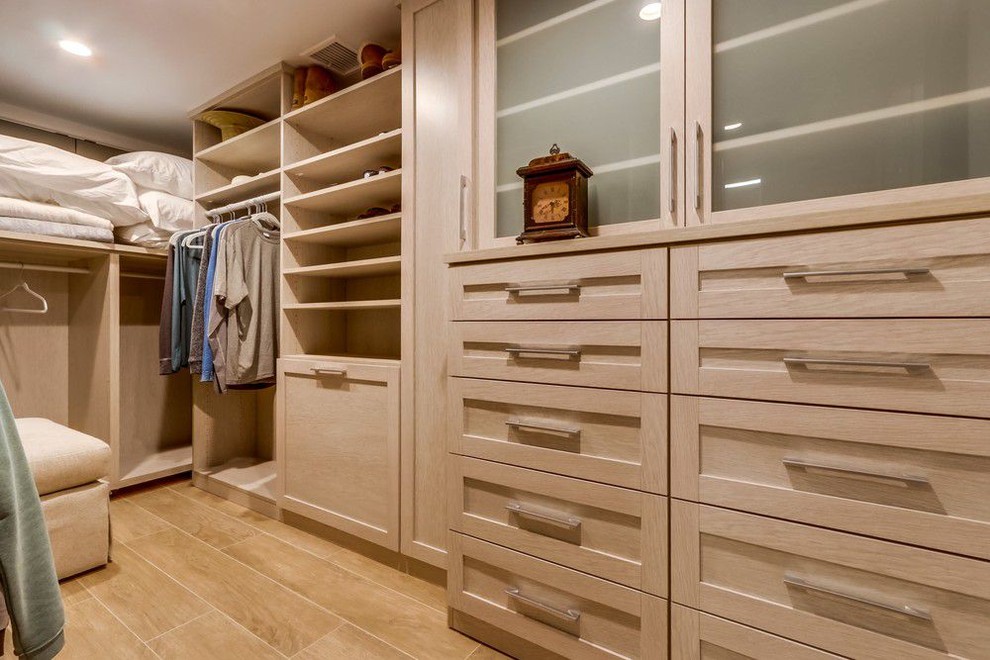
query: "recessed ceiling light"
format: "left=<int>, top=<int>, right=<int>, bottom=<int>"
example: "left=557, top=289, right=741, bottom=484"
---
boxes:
left=724, top=178, right=762, bottom=189
left=639, top=2, right=662, bottom=21
left=724, top=122, right=742, bottom=131
left=59, top=40, right=92, bottom=57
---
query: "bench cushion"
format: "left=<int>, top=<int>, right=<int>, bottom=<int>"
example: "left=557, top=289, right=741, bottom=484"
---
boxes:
left=16, top=418, right=110, bottom=495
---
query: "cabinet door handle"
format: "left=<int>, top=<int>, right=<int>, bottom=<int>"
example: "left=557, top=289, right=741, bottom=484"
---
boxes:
left=782, top=458, right=929, bottom=487
left=694, top=121, right=703, bottom=210
left=505, top=502, right=582, bottom=529
left=668, top=126, right=677, bottom=215
left=458, top=174, right=469, bottom=244
left=310, top=365, right=348, bottom=376
left=504, top=282, right=581, bottom=295
left=505, top=347, right=582, bottom=359
left=505, top=418, right=581, bottom=437
left=505, top=587, right=581, bottom=623
left=783, top=267, right=930, bottom=280
left=784, top=574, right=932, bottom=621
left=783, top=357, right=930, bottom=371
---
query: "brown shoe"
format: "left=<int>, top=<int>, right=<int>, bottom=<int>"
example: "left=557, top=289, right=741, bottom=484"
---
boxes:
left=359, top=43, right=387, bottom=79
left=303, top=66, right=337, bottom=105
left=382, top=49, right=401, bottom=70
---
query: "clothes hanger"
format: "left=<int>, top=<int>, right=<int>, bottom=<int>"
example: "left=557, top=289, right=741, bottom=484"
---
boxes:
left=0, top=264, right=49, bottom=314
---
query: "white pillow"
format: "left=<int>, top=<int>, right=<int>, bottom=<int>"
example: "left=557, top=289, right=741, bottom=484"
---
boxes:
left=0, top=135, right=147, bottom=227
left=114, top=221, right=172, bottom=249
left=106, top=151, right=193, bottom=200
left=138, top=188, right=195, bottom=232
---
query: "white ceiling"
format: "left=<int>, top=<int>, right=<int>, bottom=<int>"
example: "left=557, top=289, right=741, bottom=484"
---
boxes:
left=0, top=0, right=401, bottom=154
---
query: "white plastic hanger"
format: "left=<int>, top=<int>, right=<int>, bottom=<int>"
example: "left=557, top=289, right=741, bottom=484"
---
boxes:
left=0, top=265, right=48, bottom=314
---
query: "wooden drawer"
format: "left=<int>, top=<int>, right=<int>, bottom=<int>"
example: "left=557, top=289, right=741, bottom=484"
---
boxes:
left=449, top=378, right=666, bottom=493
left=671, top=396, right=990, bottom=560
left=672, top=503, right=990, bottom=660
left=671, top=319, right=990, bottom=417
left=277, top=358, right=399, bottom=550
left=451, top=456, right=667, bottom=596
left=671, top=605, right=841, bottom=660
left=450, top=321, right=667, bottom=392
left=449, top=533, right=667, bottom=660
left=671, top=218, right=990, bottom=318
left=451, top=248, right=667, bottom=321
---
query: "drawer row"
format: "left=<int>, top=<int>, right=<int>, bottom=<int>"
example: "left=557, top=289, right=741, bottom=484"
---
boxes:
left=450, top=499, right=990, bottom=660
left=450, top=318, right=990, bottom=418
left=451, top=382, right=990, bottom=560
left=451, top=217, right=990, bottom=321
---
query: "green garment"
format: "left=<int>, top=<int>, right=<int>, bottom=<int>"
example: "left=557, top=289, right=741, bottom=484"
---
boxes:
left=0, top=380, right=64, bottom=660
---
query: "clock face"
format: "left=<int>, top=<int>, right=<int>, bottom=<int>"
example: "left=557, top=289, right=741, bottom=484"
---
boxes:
left=531, top=181, right=570, bottom=224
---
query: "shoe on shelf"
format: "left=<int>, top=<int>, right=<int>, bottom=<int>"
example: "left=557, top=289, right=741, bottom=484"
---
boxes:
left=359, top=43, right=388, bottom=80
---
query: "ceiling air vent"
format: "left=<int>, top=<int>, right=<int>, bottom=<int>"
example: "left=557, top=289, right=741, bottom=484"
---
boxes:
left=302, top=36, right=359, bottom=75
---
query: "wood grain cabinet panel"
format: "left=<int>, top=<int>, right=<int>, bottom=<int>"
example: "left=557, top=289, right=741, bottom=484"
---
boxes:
left=450, top=456, right=667, bottom=596
left=449, top=378, right=666, bottom=493
left=278, top=359, right=400, bottom=550
left=671, top=319, right=990, bottom=417
left=449, top=533, right=668, bottom=660
left=450, top=248, right=667, bottom=321
left=671, top=396, right=990, bottom=559
left=671, top=218, right=990, bottom=319
left=672, top=502, right=990, bottom=660
left=450, top=321, right=667, bottom=392
left=671, top=605, right=842, bottom=660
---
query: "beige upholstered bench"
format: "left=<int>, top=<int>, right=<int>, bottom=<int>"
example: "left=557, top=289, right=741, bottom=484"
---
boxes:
left=17, top=418, right=111, bottom=579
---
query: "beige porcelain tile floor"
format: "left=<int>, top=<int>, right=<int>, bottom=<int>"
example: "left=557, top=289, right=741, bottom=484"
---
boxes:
left=4, top=478, right=510, bottom=659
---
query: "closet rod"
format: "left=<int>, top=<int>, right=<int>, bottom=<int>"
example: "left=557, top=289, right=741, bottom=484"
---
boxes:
left=207, top=191, right=281, bottom=218
left=120, top=272, right=166, bottom=281
left=0, top=261, right=89, bottom=275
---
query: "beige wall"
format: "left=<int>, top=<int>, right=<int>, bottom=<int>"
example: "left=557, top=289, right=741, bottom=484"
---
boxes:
left=0, top=118, right=125, bottom=160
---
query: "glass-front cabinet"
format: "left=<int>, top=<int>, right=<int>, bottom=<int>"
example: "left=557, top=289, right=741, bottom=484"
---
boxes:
left=474, top=0, right=684, bottom=249
left=467, top=0, right=990, bottom=249
left=688, top=0, right=990, bottom=226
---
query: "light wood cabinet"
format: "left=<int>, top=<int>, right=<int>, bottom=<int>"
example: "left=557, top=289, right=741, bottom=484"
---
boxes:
left=277, top=358, right=400, bottom=550
left=672, top=502, right=990, bottom=660
left=449, top=533, right=668, bottom=660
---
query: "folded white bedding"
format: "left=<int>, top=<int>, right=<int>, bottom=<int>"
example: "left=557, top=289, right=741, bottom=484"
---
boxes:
left=137, top=189, right=194, bottom=232
left=0, top=217, right=114, bottom=243
left=114, top=221, right=172, bottom=249
left=0, top=135, right=147, bottom=227
left=0, top=196, right=113, bottom=231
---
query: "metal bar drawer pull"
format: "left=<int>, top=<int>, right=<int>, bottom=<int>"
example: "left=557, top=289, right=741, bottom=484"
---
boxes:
left=783, top=267, right=930, bottom=280
left=783, top=357, right=930, bottom=371
left=505, top=346, right=582, bottom=359
left=784, top=574, right=932, bottom=621
left=505, top=418, right=581, bottom=437
left=504, top=282, right=581, bottom=295
left=505, top=502, right=582, bottom=529
left=782, top=458, right=929, bottom=487
left=505, top=588, right=581, bottom=623
left=311, top=365, right=348, bottom=376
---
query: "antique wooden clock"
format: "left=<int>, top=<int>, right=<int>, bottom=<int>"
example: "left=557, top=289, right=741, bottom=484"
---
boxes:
left=516, top=144, right=594, bottom=244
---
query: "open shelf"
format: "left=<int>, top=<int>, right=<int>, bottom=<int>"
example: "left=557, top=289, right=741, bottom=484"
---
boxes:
left=283, top=67, right=403, bottom=160
left=117, top=446, right=192, bottom=487
left=282, top=213, right=401, bottom=247
left=281, top=354, right=401, bottom=367
left=202, top=457, right=276, bottom=503
left=284, top=299, right=401, bottom=311
left=284, top=129, right=402, bottom=190
left=283, top=169, right=402, bottom=217
left=195, top=119, right=281, bottom=174
left=196, top=169, right=281, bottom=208
left=284, top=255, right=401, bottom=279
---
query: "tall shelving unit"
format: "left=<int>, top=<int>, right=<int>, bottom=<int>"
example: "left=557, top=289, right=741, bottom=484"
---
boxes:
left=188, top=63, right=292, bottom=515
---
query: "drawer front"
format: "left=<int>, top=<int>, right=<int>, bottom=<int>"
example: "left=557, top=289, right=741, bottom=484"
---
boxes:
left=451, top=456, right=667, bottom=596
left=450, top=321, right=667, bottom=392
left=671, top=218, right=990, bottom=318
left=277, top=360, right=400, bottom=550
left=671, top=605, right=841, bottom=660
left=451, top=248, right=667, bottom=321
left=671, top=319, right=990, bottom=417
left=672, top=503, right=990, bottom=660
left=449, top=533, right=668, bottom=660
left=671, top=396, right=990, bottom=559
left=450, top=378, right=666, bottom=493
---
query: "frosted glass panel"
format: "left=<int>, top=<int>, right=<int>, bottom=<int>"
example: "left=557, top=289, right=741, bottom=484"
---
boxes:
left=495, top=0, right=662, bottom=237
left=712, top=0, right=990, bottom=211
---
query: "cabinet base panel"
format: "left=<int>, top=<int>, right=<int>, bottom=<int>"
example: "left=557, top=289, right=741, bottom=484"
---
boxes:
left=449, top=609, right=568, bottom=660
